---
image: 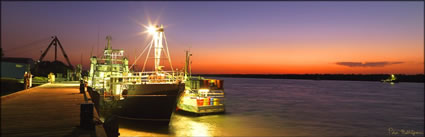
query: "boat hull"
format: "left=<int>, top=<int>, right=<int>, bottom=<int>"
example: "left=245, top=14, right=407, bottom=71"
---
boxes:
left=117, top=83, right=185, bottom=121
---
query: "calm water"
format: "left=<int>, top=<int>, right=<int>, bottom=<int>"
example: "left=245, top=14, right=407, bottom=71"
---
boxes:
left=119, top=77, right=424, bottom=137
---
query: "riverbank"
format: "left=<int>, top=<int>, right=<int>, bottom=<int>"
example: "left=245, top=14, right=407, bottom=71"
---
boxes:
left=198, top=74, right=424, bottom=83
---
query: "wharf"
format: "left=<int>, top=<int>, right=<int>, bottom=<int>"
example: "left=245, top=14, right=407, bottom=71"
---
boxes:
left=1, top=82, right=107, bottom=137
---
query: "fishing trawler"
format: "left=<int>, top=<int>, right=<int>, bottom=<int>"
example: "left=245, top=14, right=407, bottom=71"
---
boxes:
left=88, top=25, right=184, bottom=122
left=176, top=51, right=226, bottom=115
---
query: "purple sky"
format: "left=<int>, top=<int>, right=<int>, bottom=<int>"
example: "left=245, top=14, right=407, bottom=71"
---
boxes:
left=2, top=2, right=423, bottom=74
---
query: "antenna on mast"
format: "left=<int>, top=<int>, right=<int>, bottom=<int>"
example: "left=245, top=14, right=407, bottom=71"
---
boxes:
left=81, top=53, right=83, bottom=66
left=90, top=46, right=93, bottom=57
left=97, top=24, right=99, bottom=57
left=106, top=36, right=112, bottom=50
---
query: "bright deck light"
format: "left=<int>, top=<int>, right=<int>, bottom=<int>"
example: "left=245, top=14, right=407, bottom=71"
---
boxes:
left=198, top=89, right=209, bottom=93
left=147, top=26, right=157, bottom=34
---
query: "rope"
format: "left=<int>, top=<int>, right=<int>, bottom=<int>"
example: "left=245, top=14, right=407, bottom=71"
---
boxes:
left=4, top=37, right=51, bottom=55
left=3, top=37, right=50, bottom=52
left=142, top=39, right=154, bottom=73
left=163, top=32, right=174, bottom=73
left=129, top=39, right=153, bottom=70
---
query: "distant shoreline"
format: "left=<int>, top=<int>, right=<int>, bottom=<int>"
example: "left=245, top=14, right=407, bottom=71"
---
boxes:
left=196, top=74, right=424, bottom=83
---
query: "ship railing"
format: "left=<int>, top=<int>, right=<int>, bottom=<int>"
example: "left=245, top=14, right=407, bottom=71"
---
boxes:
left=109, top=71, right=184, bottom=84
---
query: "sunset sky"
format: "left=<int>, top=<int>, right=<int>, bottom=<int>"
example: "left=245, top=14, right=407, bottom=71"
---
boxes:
left=1, top=2, right=424, bottom=74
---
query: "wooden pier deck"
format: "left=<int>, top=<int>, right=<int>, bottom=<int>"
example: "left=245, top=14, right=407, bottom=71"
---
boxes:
left=1, top=82, right=106, bottom=137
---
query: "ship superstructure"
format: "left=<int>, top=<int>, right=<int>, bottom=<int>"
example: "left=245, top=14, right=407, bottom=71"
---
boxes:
left=88, top=36, right=129, bottom=97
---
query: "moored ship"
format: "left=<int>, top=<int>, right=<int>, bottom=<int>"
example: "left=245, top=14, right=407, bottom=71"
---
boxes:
left=176, top=51, right=226, bottom=115
left=88, top=25, right=184, bottom=122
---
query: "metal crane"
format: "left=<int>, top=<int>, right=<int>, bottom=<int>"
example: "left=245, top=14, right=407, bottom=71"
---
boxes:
left=39, top=36, right=73, bottom=69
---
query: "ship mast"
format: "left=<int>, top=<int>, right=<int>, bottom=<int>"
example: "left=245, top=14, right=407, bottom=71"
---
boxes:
left=184, top=50, right=192, bottom=80
left=153, top=25, right=164, bottom=73
left=139, top=24, right=174, bottom=74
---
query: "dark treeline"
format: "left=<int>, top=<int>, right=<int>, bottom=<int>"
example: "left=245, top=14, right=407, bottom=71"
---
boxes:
left=31, top=61, right=72, bottom=77
left=196, top=74, right=424, bottom=83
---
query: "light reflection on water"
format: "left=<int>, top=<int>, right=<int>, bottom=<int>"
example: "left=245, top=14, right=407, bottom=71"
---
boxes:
left=170, top=113, right=211, bottom=136
left=119, top=112, right=292, bottom=136
left=118, top=77, right=424, bottom=136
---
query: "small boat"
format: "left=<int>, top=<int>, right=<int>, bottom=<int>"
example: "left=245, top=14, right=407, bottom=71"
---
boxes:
left=176, top=51, right=226, bottom=115
left=381, top=74, right=399, bottom=83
